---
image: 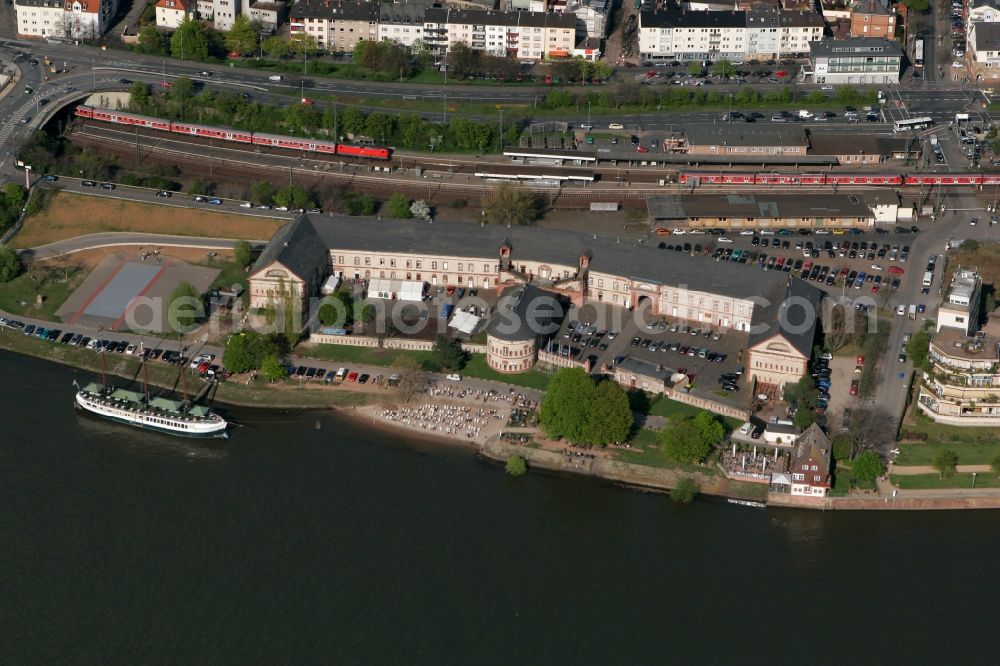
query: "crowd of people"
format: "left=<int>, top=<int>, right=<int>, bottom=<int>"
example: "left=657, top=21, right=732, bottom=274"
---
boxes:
left=426, top=385, right=539, bottom=412
left=378, top=403, right=506, bottom=440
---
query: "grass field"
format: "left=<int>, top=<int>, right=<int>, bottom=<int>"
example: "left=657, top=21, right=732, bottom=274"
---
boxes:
left=297, top=344, right=553, bottom=391
left=12, top=192, right=286, bottom=248
left=898, top=412, right=1000, bottom=465
left=0, top=261, right=87, bottom=321
left=891, top=472, right=1000, bottom=490
left=648, top=395, right=743, bottom=430
left=614, top=428, right=720, bottom=475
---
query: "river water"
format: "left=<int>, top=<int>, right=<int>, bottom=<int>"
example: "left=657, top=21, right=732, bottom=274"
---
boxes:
left=1, top=351, right=997, bottom=664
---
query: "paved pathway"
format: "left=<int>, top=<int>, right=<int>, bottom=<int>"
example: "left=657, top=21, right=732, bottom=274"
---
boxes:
left=890, top=464, right=993, bottom=475
left=23, top=232, right=254, bottom=260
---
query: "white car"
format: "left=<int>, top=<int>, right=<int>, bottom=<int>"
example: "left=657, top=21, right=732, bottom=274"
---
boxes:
left=952, top=61, right=965, bottom=68
left=276, top=206, right=290, bottom=212
left=820, top=85, right=834, bottom=91
left=871, top=264, right=884, bottom=271
left=718, top=236, right=734, bottom=243
left=446, top=373, right=462, bottom=381
left=240, top=201, right=252, bottom=208
left=896, top=305, right=906, bottom=316
left=125, top=344, right=137, bottom=355
left=671, top=228, right=686, bottom=235
left=579, top=123, right=594, bottom=130
left=739, top=229, right=755, bottom=236
left=609, top=122, right=624, bottom=130
left=268, top=74, right=283, bottom=81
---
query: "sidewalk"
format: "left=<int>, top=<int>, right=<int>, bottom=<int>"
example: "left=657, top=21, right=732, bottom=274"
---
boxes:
left=890, top=464, right=992, bottom=475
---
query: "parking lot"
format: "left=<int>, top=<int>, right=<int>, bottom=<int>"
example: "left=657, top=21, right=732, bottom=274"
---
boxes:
left=547, top=301, right=751, bottom=410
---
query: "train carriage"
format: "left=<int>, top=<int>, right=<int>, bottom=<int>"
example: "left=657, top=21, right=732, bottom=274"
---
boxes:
left=75, top=106, right=172, bottom=132
left=169, top=123, right=253, bottom=144
left=678, top=172, right=755, bottom=185
left=904, top=175, right=981, bottom=186
left=981, top=175, right=1000, bottom=186
left=755, top=173, right=807, bottom=185
left=336, top=144, right=391, bottom=160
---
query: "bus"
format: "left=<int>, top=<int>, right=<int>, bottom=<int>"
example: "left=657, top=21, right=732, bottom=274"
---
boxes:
left=914, top=39, right=924, bottom=68
left=893, top=117, right=933, bottom=133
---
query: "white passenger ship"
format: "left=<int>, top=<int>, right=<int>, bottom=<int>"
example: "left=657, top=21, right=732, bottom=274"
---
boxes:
left=75, top=382, right=228, bottom=438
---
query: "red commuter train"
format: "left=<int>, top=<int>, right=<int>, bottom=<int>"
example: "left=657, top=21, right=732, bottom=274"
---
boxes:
left=679, top=171, right=1000, bottom=187
left=74, top=105, right=392, bottom=160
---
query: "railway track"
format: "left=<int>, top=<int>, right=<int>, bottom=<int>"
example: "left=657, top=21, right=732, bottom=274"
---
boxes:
left=70, top=131, right=651, bottom=208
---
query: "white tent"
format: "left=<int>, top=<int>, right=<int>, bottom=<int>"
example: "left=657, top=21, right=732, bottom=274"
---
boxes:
left=399, top=281, right=425, bottom=302
left=449, top=309, right=483, bottom=335
left=320, top=275, right=342, bottom=295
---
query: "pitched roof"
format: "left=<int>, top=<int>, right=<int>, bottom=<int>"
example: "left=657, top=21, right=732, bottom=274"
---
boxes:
left=791, top=423, right=831, bottom=471
left=156, top=0, right=189, bottom=9
left=809, top=37, right=903, bottom=57
left=424, top=7, right=577, bottom=29
left=975, top=22, right=1000, bottom=52
left=640, top=7, right=748, bottom=29
left=290, top=0, right=379, bottom=21
left=249, top=216, right=329, bottom=282
left=297, top=213, right=792, bottom=300
left=748, top=276, right=822, bottom=359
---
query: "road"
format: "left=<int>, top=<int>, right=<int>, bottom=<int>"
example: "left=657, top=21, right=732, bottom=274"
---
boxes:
left=24, top=231, right=251, bottom=260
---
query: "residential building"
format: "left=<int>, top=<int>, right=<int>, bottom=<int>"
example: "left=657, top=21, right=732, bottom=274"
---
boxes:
left=969, top=0, right=1000, bottom=24
left=14, top=0, right=118, bottom=39
left=763, top=420, right=798, bottom=446
left=611, top=356, right=672, bottom=393
left=486, top=284, right=558, bottom=373
left=13, top=0, right=65, bottom=38
left=778, top=10, right=824, bottom=55
left=250, top=1, right=288, bottom=33
left=209, top=0, right=244, bottom=31
left=378, top=0, right=427, bottom=47
left=918, top=320, right=1000, bottom=426
left=422, top=8, right=576, bottom=59
left=638, top=7, right=822, bottom=60
left=565, top=0, right=611, bottom=39
left=849, top=0, right=896, bottom=39
left=806, top=37, right=903, bottom=84
left=936, top=268, right=982, bottom=335
left=290, top=0, right=380, bottom=53
left=646, top=192, right=876, bottom=230
left=155, top=0, right=192, bottom=29
left=970, top=21, right=1000, bottom=79
left=789, top=423, right=832, bottom=496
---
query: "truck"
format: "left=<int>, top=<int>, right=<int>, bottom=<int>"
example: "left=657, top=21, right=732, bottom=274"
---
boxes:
left=440, top=303, right=454, bottom=320
left=798, top=109, right=814, bottom=119
left=908, top=304, right=917, bottom=320
left=922, top=271, right=933, bottom=288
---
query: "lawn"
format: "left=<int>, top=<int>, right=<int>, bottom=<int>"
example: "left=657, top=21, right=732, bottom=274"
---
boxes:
left=204, top=257, right=250, bottom=307
left=0, top=261, right=87, bottom=321
left=648, top=395, right=743, bottom=430
left=294, top=344, right=553, bottom=390
left=12, top=192, right=285, bottom=249
left=891, top=472, right=1000, bottom=490
left=897, top=413, right=1000, bottom=465
left=613, top=427, right=719, bottom=475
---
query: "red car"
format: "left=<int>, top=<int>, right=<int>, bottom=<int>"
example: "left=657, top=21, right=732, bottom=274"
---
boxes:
left=347, top=372, right=359, bottom=382
left=300, top=98, right=314, bottom=106
left=636, top=145, right=650, bottom=153
left=850, top=380, right=860, bottom=396
left=446, top=286, right=456, bottom=296
left=159, top=81, right=172, bottom=89
left=857, top=355, right=865, bottom=365
left=196, top=361, right=211, bottom=374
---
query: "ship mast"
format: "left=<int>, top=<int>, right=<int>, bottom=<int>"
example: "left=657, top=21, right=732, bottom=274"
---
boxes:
left=140, top=335, right=149, bottom=402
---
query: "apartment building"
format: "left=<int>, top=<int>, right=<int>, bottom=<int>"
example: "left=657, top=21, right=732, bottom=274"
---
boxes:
left=290, top=0, right=379, bottom=53
left=155, top=0, right=191, bottom=29
left=937, top=268, right=982, bottom=336
left=638, top=8, right=823, bottom=61
left=565, top=0, right=611, bottom=40
left=970, top=22, right=1000, bottom=79
left=849, top=0, right=895, bottom=39
left=806, top=37, right=902, bottom=84
left=378, top=1, right=427, bottom=47
left=423, top=8, right=576, bottom=59
left=250, top=1, right=288, bottom=33
left=918, top=317, right=1000, bottom=426
left=15, top=0, right=118, bottom=39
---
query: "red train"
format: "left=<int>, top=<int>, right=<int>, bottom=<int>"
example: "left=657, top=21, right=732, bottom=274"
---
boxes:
left=679, top=171, right=1000, bottom=187
left=74, top=105, right=391, bottom=160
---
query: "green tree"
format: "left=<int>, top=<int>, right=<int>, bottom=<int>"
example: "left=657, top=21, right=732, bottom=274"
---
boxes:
left=262, top=36, right=290, bottom=59
left=540, top=367, right=596, bottom=443
left=658, top=418, right=713, bottom=464
left=273, top=185, right=312, bottom=209
left=484, top=182, right=539, bottom=226
left=900, top=0, right=929, bottom=12
left=933, top=449, right=959, bottom=479
left=168, top=281, right=202, bottom=330
left=386, top=193, right=413, bottom=219
left=188, top=179, right=213, bottom=196
left=686, top=61, right=703, bottom=77
left=233, top=240, right=253, bottom=269
left=691, top=411, right=726, bottom=447
left=225, top=15, right=259, bottom=55
left=710, top=59, right=736, bottom=79
left=318, top=296, right=348, bottom=327
left=250, top=180, right=274, bottom=205
left=670, top=477, right=699, bottom=503
left=289, top=32, right=319, bottom=56
left=431, top=334, right=467, bottom=371
left=585, top=380, right=633, bottom=445
left=261, top=354, right=287, bottom=382
left=171, top=17, right=210, bottom=61
left=346, top=193, right=376, bottom=216
left=128, top=81, right=151, bottom=110
left=446, top=42, right=481, bottom=78
left=794, top=406, right=816, bottom=431
left=505, top=454, right=527, bottom=477
left=3, top=183, right=25, bottom=210
left=223, top=333, right=255, bottom=374
left=852, top=450, right=885, bottom=482
left=137, top=24, right=166, bottom=55
left=960, top=240, right=981, bottom=252
left=908, top=326, right=933, bottom=372
left=0, top=246, right=21, bottom=282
